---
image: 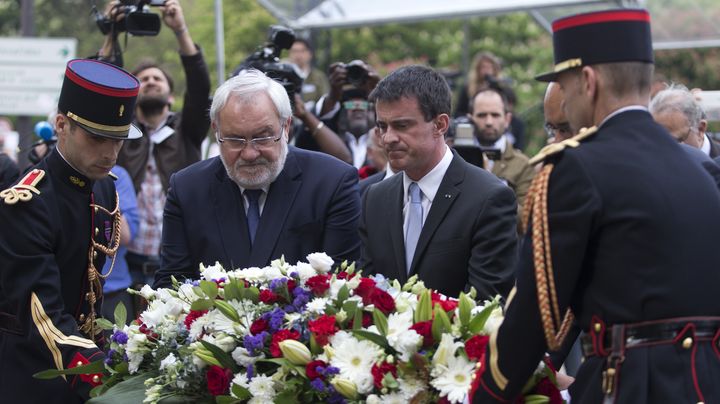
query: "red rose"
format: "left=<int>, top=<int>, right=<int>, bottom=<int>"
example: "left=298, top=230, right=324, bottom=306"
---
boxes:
left=287, top=279, right=297, bottom=293
left=250, top=318, right=269, bottom=335
left=369, top=289, right=395, bottom=314
left=206, top=365, right=232, bottom=396
left=438, top=397, right=451, bottom=404
left=336, top=272, right=356, bottom=280
left=259, top=289, right=279, bottom=304
left=184, top=309, right=208, bottom=330
left=533, top=377, right=563, bottom=404
left=410, top=321, right=434, bottom=347
left=308, top=315, right=338, bottom=346
left=465, top=335, right=490, bottom=361
left=270, top=329, right=301, bottom=357
left=305, top=359, right=328, bottom=380
left=355, top=278, right=377, bottom=303
left=305, top=275, right=331, bottom=296
left=371, top=362, right=398, bottom=389
left=431, top=291, right=458, bottom=312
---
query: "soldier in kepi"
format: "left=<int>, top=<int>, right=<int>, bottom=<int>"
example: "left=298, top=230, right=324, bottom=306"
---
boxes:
left=0, top=59, right=141, bottom=402
left=470, top=9, right=720, bottom=404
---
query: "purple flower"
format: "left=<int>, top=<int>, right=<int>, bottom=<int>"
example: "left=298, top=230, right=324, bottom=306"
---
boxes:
left=243, top=331, right=268, bottom=356
left=327, top=390, right=346, bottom=404
left=264, top=308, right=285, bottom=332
left=289, top=271, right=299, bottom=279
left=247, top=364, right=254, bottom=380
left=310, top=378, right=326, bottom=393
left=320, top=365, right=340, bottom=377
left=111, top=330, right=128, bottom=344
left=269, top=278, right=287, bottom=291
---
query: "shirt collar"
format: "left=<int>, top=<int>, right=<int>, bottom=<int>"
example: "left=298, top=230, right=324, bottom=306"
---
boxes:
left=402, top=145, right=452, bottom=203
left=599, top=105, right=649, bottom=128
left=701, top=133, right=712, bottom=156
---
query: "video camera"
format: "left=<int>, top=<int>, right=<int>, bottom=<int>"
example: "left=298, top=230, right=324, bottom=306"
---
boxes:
left=232, top=25, right=304, bottom=109
left=95, top=0, right=165, bottom=37
left=340, top=60, right=369, bottom=87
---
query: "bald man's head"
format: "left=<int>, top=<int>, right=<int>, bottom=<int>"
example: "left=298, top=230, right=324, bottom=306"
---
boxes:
left=543, top=82, right=574, bottom=143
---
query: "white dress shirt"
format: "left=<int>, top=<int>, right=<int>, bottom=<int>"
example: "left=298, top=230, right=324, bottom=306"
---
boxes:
left=402, top=145, right=453, bottom=234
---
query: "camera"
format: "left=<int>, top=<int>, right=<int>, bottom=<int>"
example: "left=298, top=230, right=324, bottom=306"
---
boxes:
left=343, top=60, right=368, bottom=87
left=96, top=0, right=164, bottom=37
left=232, top=26, right=304, bottom=109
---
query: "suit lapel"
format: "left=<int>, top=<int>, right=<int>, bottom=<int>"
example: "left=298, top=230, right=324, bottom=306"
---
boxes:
left=409, top=153, right=464, bottom=274
left=386, top=174, right=407, bottom=283
left=212, top=160, right=252, bottom=270
left=249, top=150, right=302, bottom=267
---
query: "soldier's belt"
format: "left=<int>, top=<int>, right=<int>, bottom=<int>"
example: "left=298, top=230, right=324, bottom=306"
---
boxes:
left=0, top=311, right=24, bottom=336
left=581, top=316, right=720, bottom=357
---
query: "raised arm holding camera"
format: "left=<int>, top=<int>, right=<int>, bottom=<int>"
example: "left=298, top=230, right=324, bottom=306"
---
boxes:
left=98, top=0, right=211, bottom=291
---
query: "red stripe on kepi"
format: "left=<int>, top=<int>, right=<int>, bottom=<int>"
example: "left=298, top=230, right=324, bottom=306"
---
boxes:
left=64, top=67, right=139, bottom=98
left=553, top=9, right=650, bottom=32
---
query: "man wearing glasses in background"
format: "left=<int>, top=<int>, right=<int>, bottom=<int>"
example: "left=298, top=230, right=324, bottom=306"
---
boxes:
left=153, top=69, right=361, bottom=287
left=543, top=82, right=576, bottom=144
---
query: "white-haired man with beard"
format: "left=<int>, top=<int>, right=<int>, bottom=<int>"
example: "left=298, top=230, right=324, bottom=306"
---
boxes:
left=154, top=69, right=361, bottom=287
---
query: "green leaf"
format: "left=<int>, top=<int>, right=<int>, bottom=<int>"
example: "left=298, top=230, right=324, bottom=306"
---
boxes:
left=242, top=286, right=259, bottom=303
left=432, top=306, right=446, bottom=342
left=352, top=304, right=363, bottom=330
left=214, top=300, right=240, bottom=323
left=337, top=284, right=350, bottom=303
left=215, top=396, right=242, bottom=404
left=190, top=298, right=214, bottom=311
left=223, top=281, right=241, bottom=302
left=415, top=289, right=433, bottom=323
left=86, top=373, right=155, bottom=404
left=310, top=333, right=322, bottom=355
left=158, top=396, right=199, bottom=403
left=34, top=359, right=105, bottom=379
left=200, top=280, right=219, bottom=299
left=468, top=298, right=500, bottom=335
left=522, top=394, right=550, bottom=404
left=113, top=301, right=127, bottom=326
left=200, top=340, right=239, bottom=372
left=95, top=318, right=114, bottom=330
left=342, top=300, right=358, bottom=321
left=351, top=330, right=391, bottom=351
left=232, top=384, right=251, bottom=401
left=274, top=388, right=301, bottom=404
left=458, top=292, right=473, bottom=327
left=372, top=309, right=389, bottom=336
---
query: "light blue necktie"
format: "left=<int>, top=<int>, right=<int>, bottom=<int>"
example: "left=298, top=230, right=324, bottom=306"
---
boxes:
left=245, top=189, right=263, bottom=246
left=405, top=182, right=423, bottom=274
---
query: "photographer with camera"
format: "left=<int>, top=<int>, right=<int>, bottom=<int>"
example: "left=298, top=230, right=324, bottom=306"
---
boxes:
left=296, top=60, right=380, bottom=168
left=98, top=0, right=211, bottom=291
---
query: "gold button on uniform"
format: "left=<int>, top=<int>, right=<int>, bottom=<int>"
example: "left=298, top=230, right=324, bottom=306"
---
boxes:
left=94, top=227, right=99, bottom=236
left=594, top=323, right=602, bottom=332
left=79, top=314, right=85, bottom=322
left=76, top=361, right=83, bottom=367
left=682, top=337, right=693, bottom=349
left=92, top=375, right=100, bottom=383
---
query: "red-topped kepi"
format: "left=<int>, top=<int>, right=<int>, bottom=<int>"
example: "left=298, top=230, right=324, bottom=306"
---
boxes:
left=535, top=8, right=654, bottom=82
left=57, top=59, right=142, bottom=140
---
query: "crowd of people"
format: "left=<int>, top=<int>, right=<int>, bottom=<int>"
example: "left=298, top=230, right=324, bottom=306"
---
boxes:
left=1, top=3, right=720, bottom=403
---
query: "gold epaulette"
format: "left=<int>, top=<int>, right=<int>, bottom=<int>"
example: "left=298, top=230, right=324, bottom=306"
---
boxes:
left=108, top=171, right=118, bottom=181
left=528, top=126, right=598, bottom=165
left=0, top=169, right=45, bottom=205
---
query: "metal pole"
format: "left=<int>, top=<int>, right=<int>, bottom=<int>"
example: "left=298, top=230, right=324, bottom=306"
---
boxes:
left=17, top=0, right=35, bottom=170
left=214, top=0, right=226, bottom=83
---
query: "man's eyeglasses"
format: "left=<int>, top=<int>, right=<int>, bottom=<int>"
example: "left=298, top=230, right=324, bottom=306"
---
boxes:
left=343, top=100, right=369, bottom=111
left=544, top=122, right=572, bottom=138
left=674, top=127, right=694, bottom=144
left=216, top=127, right=284, bottom=151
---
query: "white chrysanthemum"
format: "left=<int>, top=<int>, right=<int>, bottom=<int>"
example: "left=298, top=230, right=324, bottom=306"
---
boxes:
left=376, top=392, right=407, bottom=404
left=159, top=353, right=177, bottom=371
left=248, top=374, right=276, bottom=399
left=232, top=373, right=249, bottom=389
left=306, top=297, right=330, bottom=314
left=200, top=262, right=227, bottom=281
left=306, top=252, right=334, bottom=273
left=431, top=355, right=475, bottom=403
left=188, top=311, right=210, bottom=340
left=399, top=374, right=426, bottom=400
left=204, top=309, right=239, bottom=337
left=366, top=394, right=382, bottom=404
left=232, top=347, right=264, bottom=367
left=125, top=333, right=149, bottom=373
left=432, top=334, right=463, bottom=368
left=329, top=332, right=383, bottom=394
left=389, top=329, right=422, bottom=361
left=293, top=262, right=317, bottom=281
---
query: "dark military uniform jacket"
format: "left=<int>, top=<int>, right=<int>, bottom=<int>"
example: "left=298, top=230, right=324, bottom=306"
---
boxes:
left=0, top=149, right=116, bottom=403
left=472, top=110, right=720, bottom=403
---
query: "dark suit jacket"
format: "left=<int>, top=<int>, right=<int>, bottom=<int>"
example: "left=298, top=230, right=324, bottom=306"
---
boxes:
left=154, top=146, right=361, bottom=287
left=359, top=151, right=517, bottom=299
left=359, top=170, right=386, bottom=198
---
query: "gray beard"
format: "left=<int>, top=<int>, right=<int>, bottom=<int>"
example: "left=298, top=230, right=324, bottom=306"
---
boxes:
left=221, top=141, right=288, bottom=189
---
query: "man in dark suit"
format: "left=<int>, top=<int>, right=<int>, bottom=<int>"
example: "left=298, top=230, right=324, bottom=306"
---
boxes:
left=359, top=65, right=518, bottom=300
left=471, top=9, right=720, bottom=404
left=154, top=69, right=360, bottom=287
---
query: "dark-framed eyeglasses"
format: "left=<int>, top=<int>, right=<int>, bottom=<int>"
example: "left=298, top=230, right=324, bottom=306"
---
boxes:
left=544, top=122, right=572, bottom=138
left=216, top=126, right=284, bottom=151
